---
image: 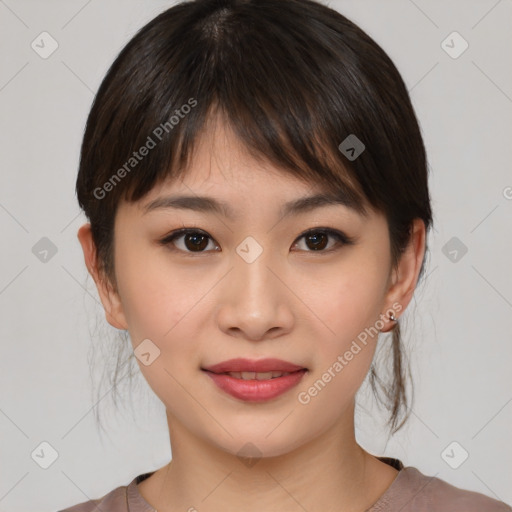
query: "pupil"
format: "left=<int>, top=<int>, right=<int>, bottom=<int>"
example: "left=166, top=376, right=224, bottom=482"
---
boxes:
left=186, top=233, right=208, bottom=251
left=183, top=232, right=328, bottom=252
left=307, top=233, right=327, bottom=250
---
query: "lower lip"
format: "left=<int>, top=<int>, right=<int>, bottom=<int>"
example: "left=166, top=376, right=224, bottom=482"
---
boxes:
left=203, top=369, right=307, bottom=402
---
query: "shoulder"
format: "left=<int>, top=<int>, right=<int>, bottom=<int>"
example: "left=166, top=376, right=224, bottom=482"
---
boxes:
left=382, top=466, right=512, bottom=512
left=57, top=482, right=129, bottom=512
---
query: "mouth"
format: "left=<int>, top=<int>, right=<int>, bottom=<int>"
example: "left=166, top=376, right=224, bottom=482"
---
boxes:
left=202, top=369, right=306, bottom=380
left=201, top=358, right=308, bottom=377
left=202, top=368, right=308, bottom=402
left=201, top=358, right=308, bottom=402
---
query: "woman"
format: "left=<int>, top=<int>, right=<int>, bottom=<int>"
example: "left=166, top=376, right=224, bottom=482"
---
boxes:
left=61, top=0, right=511, bottom=510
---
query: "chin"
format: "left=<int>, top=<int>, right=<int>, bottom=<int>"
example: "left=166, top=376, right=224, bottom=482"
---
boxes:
left=209, top=425, right=310, bottom=461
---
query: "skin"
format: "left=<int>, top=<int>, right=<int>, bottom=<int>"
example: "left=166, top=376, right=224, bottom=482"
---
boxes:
left=78, top=115, right=426, bottom=512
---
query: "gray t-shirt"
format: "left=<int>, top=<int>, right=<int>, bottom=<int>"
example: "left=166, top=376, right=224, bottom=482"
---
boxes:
left=58, top=457, right=512, bottom=511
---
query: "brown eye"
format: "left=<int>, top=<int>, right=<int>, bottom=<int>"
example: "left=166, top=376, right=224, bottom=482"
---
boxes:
left=183, top=232, right=209, bottom=251
left=160, top=229, right=218, bottom=253
left=160, top=227, right=354, bottom=255
left=293, top=228, right=353, bottom=253
left=304, top=232, right=328, bottom=251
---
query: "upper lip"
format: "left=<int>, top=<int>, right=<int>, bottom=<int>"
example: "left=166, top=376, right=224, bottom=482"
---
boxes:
left=202, top=358, right=307, bottom=374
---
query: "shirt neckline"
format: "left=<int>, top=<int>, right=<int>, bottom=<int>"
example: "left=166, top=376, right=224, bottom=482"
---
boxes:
left=127, top=457, right=408, bottom=512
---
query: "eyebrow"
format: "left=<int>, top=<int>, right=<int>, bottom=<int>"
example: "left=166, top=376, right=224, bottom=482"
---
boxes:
left=142, top=191, right=367, bottom=219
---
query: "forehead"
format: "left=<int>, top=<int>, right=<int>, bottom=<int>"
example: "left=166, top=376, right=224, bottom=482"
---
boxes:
left=179, top=114, right=291, bottom=185
left=121, top=115, right=373, bottom=221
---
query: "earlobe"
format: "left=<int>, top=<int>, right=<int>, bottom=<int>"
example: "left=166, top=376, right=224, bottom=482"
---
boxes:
left=381, top=218, right=426, bottom=331
left=77, top=223, right=128, bottom=331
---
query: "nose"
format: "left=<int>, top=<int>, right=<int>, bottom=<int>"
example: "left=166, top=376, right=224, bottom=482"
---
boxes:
left=215, top=246, right=295, bottom=341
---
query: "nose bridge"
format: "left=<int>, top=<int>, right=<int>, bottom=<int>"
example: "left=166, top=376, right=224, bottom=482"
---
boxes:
left=234, top=234, right=277, bottom=304
left=215, top=233, right=293, bottom=339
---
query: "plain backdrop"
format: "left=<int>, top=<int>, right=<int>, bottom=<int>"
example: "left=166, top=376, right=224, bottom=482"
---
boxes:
left=0, top=0, right=511, bottom=510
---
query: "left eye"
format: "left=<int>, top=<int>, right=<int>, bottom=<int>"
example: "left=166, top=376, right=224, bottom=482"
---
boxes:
left=293, top=228, right=352, bottom=252
left=159, top=228, right=353, bottom=253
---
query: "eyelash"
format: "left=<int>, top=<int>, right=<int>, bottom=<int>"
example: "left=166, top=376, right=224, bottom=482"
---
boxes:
left=158, top=227, right=355, bottom=255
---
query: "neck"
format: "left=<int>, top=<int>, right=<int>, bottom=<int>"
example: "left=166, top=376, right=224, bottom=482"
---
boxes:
left=143, top=401, right=395, bottom=512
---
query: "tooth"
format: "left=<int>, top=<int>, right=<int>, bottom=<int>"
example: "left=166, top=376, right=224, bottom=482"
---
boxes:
left=256, top=372, right=274, bottom=380
left=225, top=371, right=294, bottom=380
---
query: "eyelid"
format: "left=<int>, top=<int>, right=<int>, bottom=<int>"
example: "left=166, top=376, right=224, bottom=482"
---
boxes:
left=158, top=226, right=355, bottom=254
left=292, top=227, right=355, bottom=253
left=295, top=227, right=354, bottom=245
left=159, top=227, right=220, bottom=253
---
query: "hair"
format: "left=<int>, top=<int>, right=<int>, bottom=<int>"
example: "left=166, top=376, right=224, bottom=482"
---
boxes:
left=76, top=0, right=433, bottom=437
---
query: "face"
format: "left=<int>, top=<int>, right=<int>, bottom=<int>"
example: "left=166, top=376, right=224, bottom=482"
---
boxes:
left=80, top=117, right=421, bottom=459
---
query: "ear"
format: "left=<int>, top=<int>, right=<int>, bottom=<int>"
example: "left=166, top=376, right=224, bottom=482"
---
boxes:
left=77, top=223, right=128, bottom=330
left=380, top=218, right=426, bottom=333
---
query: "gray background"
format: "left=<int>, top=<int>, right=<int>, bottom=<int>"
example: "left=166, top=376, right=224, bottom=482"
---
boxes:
left=1, top=0, right=511, bottom=510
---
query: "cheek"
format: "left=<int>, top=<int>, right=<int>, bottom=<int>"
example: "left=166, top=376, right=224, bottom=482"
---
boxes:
left=113, top=244, right=213, bottom=389
left=302, top=257, right=386, bottom=390
left=114, top=243, right=194, bottom=340
left=114, top=250, right=206, bottom=410
left=313, top=258, right=385, bottom=343
left=295, top=278, right=381, bottom=418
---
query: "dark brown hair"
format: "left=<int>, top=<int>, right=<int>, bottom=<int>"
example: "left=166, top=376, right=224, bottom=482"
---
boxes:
left=76, top=0, right=433, bottom=435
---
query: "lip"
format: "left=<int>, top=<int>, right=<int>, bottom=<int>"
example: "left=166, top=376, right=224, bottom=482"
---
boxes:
left=203, top=369, right=308, bottom=402
left=202, top=358, right=306, bottom=374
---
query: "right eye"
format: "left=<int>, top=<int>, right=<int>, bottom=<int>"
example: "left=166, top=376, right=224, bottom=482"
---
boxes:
left=159, top=228, right=220, bottom=253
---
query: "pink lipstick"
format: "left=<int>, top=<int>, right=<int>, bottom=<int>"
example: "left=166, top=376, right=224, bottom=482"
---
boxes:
left=202, top=358, right=308, bottom=402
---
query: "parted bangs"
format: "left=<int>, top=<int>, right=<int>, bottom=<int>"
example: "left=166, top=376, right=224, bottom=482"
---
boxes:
left=77, top=0, right=426, bottom=239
